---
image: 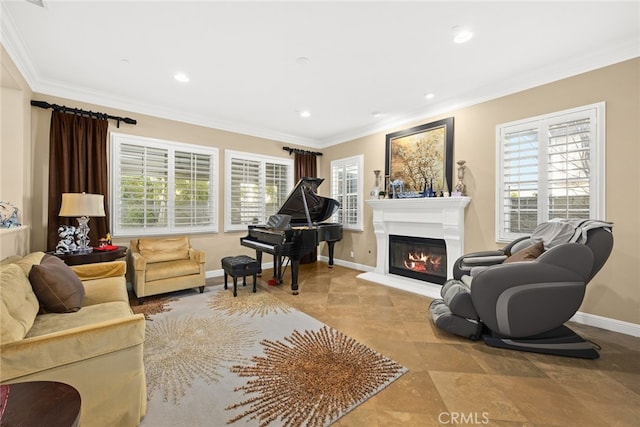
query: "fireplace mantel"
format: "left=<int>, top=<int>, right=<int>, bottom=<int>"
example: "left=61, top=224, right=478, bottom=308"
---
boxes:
left=357, top=197, right=471, bottom=299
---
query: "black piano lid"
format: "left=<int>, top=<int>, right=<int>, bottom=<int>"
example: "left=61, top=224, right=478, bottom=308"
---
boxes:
left=278, top=177, right=340, bottom=224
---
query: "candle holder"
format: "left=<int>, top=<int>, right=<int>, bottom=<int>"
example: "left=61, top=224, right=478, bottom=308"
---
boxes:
left=370, top=170, right=381, bottom=200
left=455, top=160, right=467, bottom=196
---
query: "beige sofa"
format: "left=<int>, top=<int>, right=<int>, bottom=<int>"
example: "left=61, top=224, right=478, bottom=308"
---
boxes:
left=0, top=252, right=146, bottom=426
left=129, top=236, right=206, bottom=303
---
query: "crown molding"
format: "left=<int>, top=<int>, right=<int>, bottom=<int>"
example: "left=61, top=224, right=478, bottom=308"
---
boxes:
left=3, top=2, right=637, bottom=150
left=318, top=37, right=640, bottom=148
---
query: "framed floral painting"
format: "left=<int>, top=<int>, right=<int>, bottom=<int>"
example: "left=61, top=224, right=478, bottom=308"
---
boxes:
left=385, top=117, right=454, bottom=194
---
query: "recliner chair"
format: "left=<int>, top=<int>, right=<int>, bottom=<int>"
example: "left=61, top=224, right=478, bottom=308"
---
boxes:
left=429, top=220, right=613, bottom=359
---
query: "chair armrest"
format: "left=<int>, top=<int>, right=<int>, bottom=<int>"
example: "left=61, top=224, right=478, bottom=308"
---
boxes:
left=189, top=248, right=206, bottom=264
left=130, top=251, right=147, bottom=270
left=462, top=255, right=508, bottom=265
left=453, top=250, right=506, bottom=279
left=71, top=261, right=126, bottom=281
left=0, top=314, right=145, bottom=381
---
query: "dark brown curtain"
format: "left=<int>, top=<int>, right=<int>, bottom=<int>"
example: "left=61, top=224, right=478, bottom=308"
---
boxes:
left=46, top=111, right=110, bottom=250
left=294, top=151, right=318, bottom=264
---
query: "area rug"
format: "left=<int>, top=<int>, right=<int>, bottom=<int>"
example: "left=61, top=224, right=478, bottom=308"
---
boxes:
left=133, top=284, right=407, bottom=426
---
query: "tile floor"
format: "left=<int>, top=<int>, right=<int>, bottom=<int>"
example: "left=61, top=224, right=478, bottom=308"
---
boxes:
left=209, top=262, right=640, bottom=426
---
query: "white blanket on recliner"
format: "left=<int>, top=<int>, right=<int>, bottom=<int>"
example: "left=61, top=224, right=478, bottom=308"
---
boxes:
left=531, top=219, right=613, bottom=249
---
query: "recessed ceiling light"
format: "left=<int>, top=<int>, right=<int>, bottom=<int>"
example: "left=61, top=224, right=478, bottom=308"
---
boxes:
left=296, top=57, right=310, bottom=65
left=425, top=93, right=435, bottom=100
left=174, top=72, right=189, bottom=83
left=452, top=26, right=473, bottom=44
left=372, top=111, right=383, bottom=119
left=299, top=110, right=311, bottom=118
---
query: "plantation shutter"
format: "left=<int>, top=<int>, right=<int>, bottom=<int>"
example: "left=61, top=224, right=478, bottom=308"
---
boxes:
left=496, top=103, right=603, bottom=241
left=547, top=115, right=592, bottom=219
left=265, top=162, right=289, bottom=219
left=331, top=163, right=344, bottom=224
left=230, top=157, right=262, bottom=225
left=112, top=133, right=218, bottom=236
left=175, top=151, right=214, bottom=227
left=330, top=156, right=362, bottom=230
left=118, top=143, right=169, bottom=230
left=499, top=124, right=539, bottom=234
left=343, top=161, right=359, bottom=226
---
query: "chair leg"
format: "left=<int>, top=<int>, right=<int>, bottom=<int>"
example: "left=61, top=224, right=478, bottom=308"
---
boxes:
left=224, top=272, right=228, bottom=290
left=252, top=273, right=257, bottom=293
left=242, top=276, right=247, bottom=287
left=199, top=286, right=204, bottom=294
left=233, top=277, right=238, bottom=297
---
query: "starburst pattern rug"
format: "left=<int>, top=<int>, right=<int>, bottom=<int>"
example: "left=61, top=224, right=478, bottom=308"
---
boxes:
left=136, top=285, right=407, bottom=426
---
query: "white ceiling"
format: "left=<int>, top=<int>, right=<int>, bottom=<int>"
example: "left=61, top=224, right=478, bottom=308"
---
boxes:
left=2, top=1, right=638, bottom=148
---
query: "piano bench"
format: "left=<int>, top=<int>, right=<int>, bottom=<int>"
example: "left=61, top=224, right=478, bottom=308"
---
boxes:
left=221, top=255, right=261, bottom=297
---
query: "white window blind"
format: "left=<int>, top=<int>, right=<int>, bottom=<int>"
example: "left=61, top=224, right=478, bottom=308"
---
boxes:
left=496, top=103, right=605, bottom=241
left=225, top=150, right=293, bottom=231
left=111, top=133, right=218, bottom=236
left=175, top=151, right=214, bottom=227
left=330, top=155, right=363, bottom=231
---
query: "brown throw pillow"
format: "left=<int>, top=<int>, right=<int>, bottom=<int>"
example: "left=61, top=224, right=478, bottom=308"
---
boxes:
left=29, top=254, right=85, bottom=313
left=504, top=241, right=545, bottom=263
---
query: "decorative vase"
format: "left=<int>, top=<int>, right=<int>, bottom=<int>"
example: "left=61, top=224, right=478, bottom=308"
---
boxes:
left=455, top=160, right=467, bottom=196
left=370, top=170, right=381, bottom=200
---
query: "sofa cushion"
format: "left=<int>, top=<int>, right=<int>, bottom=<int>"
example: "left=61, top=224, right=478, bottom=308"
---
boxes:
left=0, top=263, right=40, bottom=344
left=504, top=241, right=545, bottom=263
left=145, top=259, right=200, bottom=282
left=29, top=255, right=85, bottom=313
left=12, top=251, right=46, bottom=275
left=138, top=236, right=190, bottom=263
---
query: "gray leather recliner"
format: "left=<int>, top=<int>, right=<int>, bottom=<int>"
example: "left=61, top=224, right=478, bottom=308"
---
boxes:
left=429, top=220, right=613, bottom=359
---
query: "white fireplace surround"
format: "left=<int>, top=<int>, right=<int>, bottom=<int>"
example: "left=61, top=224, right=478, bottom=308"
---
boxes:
left=357, top=197, right=471, bottom=299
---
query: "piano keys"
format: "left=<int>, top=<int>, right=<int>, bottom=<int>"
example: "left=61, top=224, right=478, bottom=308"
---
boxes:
left=240, top=177, right=343, bottom=295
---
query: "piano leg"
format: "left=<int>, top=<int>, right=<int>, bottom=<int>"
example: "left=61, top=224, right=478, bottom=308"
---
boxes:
left=290, top=258, right=300, bottom=295
left=327, top=241, right=336, bottom=268
left=254, top=250, right=263, bottom=276
left=274, top=255, right=284, bottom=284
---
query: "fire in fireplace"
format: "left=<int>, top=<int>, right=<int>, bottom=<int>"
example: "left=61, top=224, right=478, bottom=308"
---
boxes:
left=389, top=235, right=447, bottom=285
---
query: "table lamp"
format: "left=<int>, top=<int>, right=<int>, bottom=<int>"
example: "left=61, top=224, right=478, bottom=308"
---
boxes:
left=59, top=193, right=106, bottom=253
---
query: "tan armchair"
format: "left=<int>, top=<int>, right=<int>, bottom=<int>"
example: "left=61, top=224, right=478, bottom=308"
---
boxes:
left=129, top=236, right=205, bottom=303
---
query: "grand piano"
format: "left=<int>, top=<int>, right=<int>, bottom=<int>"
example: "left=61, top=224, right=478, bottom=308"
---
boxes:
left=240, top=177, right=343, bottom=295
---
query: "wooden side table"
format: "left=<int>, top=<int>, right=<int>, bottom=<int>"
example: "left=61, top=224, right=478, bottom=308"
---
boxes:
left=0, top=381, right=81, bottom=427
left=49, top=246, right=128, bottom=266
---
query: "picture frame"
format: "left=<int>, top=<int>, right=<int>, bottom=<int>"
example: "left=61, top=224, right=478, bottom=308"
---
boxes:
left=385, top=117, right=454, bottom=195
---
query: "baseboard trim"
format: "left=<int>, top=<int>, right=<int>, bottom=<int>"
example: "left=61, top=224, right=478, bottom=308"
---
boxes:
left=570, top=311, right=640, bottom=337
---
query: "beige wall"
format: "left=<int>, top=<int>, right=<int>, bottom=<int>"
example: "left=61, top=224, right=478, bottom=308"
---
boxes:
left=4, top=40, right=638, bottom=325
left=29, top=95, right=312, bottom=272
left=1, top=45, right=33, bottom=258
left=322, top=58, right=640, bottom=325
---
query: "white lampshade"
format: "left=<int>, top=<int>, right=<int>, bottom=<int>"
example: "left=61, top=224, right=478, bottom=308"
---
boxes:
left=59, top=193, right=106, bottom=217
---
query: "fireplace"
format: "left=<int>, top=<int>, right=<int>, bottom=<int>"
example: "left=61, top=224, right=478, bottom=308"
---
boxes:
left=357, top=197, right=470, bottom=299
left=389, top=235, right=447, bottom=285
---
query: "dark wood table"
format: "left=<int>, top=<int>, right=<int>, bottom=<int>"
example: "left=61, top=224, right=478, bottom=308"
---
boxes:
left=0, top=381, right=81, bottom=427
left=49, top=246, right=127, bottom=266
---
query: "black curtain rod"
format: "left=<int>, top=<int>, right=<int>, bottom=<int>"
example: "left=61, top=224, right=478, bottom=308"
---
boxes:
left=283, top=146, right=322, bottom=156
left=30, top=100, right=137, bottom=128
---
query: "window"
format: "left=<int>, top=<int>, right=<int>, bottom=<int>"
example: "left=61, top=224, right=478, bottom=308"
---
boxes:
left=496, top=102, right=605, bottom=241
left=224, top=150, right=293, bottom=231
left=110, top=133, right=218, bottom=236
left=330, top=155, right=364, bottom=231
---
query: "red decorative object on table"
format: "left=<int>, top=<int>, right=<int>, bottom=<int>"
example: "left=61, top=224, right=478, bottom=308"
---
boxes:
left=94, top=245, right=119, bottom=251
